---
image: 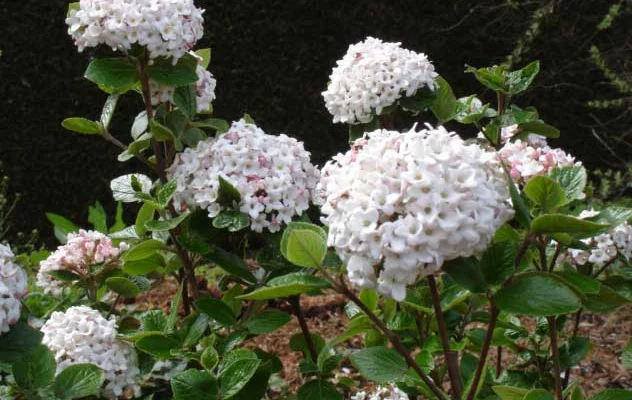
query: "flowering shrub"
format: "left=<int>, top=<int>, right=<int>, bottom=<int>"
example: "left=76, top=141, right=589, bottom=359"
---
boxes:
left=1, top=1, right=631, bottom=400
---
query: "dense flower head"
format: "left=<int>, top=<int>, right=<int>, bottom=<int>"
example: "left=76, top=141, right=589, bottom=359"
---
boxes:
left=66, top=0, right=205, bottom=62
left=37, top=230, right=129, bottom=296
left=149, top=52, right=216, bottom=112
left=0, top=244, right=27, bottom=333
left=322, top=37, right=438, bottom=124
left=351, top=385, right=410, bottom=400
left=41, top=306, right=140, bottom=399
left=318, top=125, right=513, bottom=300
left=167, top=119, right=320, bottom=232
left=561, top=210, right=632, bottom=267
left=497, top=126, right=580, bottom=184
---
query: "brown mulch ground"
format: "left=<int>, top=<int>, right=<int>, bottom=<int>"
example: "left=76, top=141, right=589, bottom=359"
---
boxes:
left=130, top=277, right=632, bottom=398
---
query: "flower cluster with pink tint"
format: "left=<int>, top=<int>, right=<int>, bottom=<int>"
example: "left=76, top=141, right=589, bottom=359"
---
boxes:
left=497, top=130, right=580, bottom=185
left=167, top=119, right=320, bottom=232
left=0, top=243, right=28, bottom=333
left=37, top=230, right=129, bottom=296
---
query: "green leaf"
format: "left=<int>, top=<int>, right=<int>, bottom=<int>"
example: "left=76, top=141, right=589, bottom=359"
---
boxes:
left=156, top=180, right=178, bottom=208
left=141, top=310, right=168, bottom=332
left=88, top=201, right=108, bottom=233
left=183, top=128, right=206, bottom=147
left=491, top=386, right=530, bottom=400
left=297, top=380, right=343, bottom=400
left=524, top=176, right=567, bottom=212
left=134, top=202, right=156, bottom=237
left=167, top=282, right=184, bottom=332
left=46, top=212, right=80, bottom=241
left=195, top=297, right=236, bottom=326
left=220, top=357, right=261, bottom=399
left=465, top=64, right=508, bottom=92
left=0, top=323, right=44, bottom=363
left=591, top=206, right=632, bottom=226
left=548, top=166, right=587, bottom=203
left=517, top=121, right=560, bottom=139
left=84, top=58, right=138, bottom=92
left=146, top=54, right=198, bottom=87
left=237, top=273, right=330, bottom=300
left=105, top=276, right=142, bottom=297
left=348, top=346, right=407, bottom=383
left=217, top=176, right=242, bottom=206
left=506, top=61, right=540, bottom=95
left=100, top=93, right=119, bottom=130
left=192, top=118, right=230, bottom=133
left=280, top=222, right=328, bottom=268
left=181, top=314, right=209, bottom=347
left=61, top=117, right=102, bottom=135
left=47, top=269, right=81, bottom=281
left=174, top=84, right=197, bottom=117
left=531, top=214, right=609, bottom=236
left=201, top=347, right=219, bottom=371
left=124, top=239, right=164, bottom=261
left=481, top=241, right=516, bottom=286
left=430, top=76, right=457, bottom=123
left=205, top=247, right=257, bottom=283
left=144, top=211, right=189, bottom=232
left=621, top=338, right=632, bottom=370
left=136, top=333, right=179, bottom=359
left=555, top=270, right=600, bottom=295
left=442, top=257, right=487, bottom=293
left=195, top=48, right=211, bottom=69
left=559, top=336, right=591, bottom=369
left=503, top=169, right=531, bottom=228
left=523, top=389, right=554, bottom=400
left=495, top=273, right=582, bottom=316
left=454, top=96, right=495, bottom=124
left=571, top=386, right=586, bottom=400
left=243, top=310, right=291, bottom=335
left=171, top=369, right=218, bottom=400
left=583, top=285, right=630, bottom=313
left=399, top=87, right=438, bottom=114
left=54, top=364, right=105, bottom=399
left=348, top=117, right=380, bottom=142
left=589, top=390, right=632, bottom=400
left=13, top=345, right=56, bottom=389
left=150, top=119, right=176, bottom=142
left=212, top=211, right=250, bottom=232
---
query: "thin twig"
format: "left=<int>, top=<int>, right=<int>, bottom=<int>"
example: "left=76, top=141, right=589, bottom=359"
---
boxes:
left=428, top=275, right=462, bottom=399
left=548, top=316, right=563, bottom=400
left=466, top=301, right=499, bottom=400
left=289, top=295, right=318, bottom=363
left=562, top=309, right=583, bottom=388
left=496, top=347, right=503, bottom=379
left=338, top=284, right=448, bottom=400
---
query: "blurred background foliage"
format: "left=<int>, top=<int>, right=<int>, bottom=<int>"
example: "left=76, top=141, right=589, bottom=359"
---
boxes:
left=0, top=0, right=630, bottom=245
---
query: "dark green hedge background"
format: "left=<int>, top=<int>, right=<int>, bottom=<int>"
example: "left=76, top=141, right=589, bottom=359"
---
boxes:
left=0, top=0, right=627, bottom=244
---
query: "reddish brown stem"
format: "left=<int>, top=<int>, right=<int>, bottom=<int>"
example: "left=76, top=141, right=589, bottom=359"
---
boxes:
left=427, top=275, right=462, bottom=400
left=466, top=301, right=499, bottom=400
left=289, top=295, right=318, bottom=363
left=548, top=316, right=563, bottom=400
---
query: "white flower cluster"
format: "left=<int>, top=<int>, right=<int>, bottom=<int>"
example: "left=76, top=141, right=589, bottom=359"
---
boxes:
left=351, top=385, right=410, bottom=400
left=318, top=125, right=513, bottom=300
left=66, top=0, right=205, bottom=62
left=0, top=244, right=27, bottom=333
left=41, top=306, right=140, bottom=399
left=322, top=37, right=438, bottom=124
left=149, top=56, right=217, bottom=113
left=561, top=210, right=632, bottom=267
left=497, top=126, right=580, bottom=184
left=167, top=119, right=320, bottom=232
left=37, top=230, right=129, bottom=296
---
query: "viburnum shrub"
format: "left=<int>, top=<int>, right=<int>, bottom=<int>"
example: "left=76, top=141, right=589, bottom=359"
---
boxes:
left=1, top=2, right=632, bottom=400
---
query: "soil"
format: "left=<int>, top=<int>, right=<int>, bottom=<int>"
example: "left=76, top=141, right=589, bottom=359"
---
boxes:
left=131, top=277, right=632, bottom=398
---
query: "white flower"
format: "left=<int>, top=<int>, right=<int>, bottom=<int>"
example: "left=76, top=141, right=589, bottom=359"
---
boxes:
left=110, top=173, right=153, bottom=203
left=0, top=244, right=27, bottom=333
left=41, top=306, right=140, bottom=399
left=37, top=230, right=128, bottom=296
left=322, top=37, right=438, bottom=124
left=351, top=384, right=410, bottom=400
left=66, top=0, right=205, bottom=63
left=167, top=119, right=320, bottom=232
left=498, top=135, right=581, bottom=186
left=319, top=125, right=513, bottom=301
